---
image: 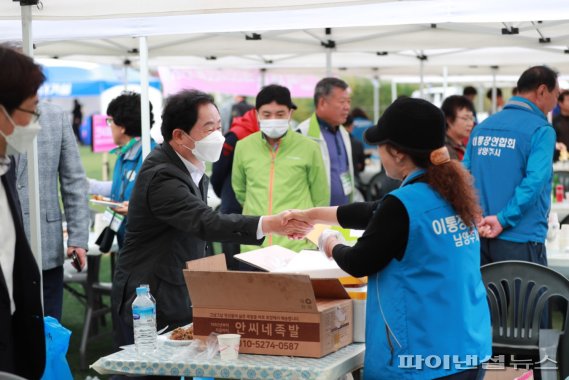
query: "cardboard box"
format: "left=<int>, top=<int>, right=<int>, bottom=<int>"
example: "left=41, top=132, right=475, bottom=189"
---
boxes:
left=183, top=255, right=353, bottom=358
left=484, top=367, right=533, bottom=380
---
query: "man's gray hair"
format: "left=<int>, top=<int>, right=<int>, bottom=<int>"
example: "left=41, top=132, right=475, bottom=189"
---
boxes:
left=314, top=77, right=348, bottom=106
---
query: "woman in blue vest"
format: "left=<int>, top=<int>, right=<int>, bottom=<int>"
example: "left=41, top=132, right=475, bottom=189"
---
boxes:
left=89, top=92, right=155, bottom=247
left=286, top=97, right=491, bottom=380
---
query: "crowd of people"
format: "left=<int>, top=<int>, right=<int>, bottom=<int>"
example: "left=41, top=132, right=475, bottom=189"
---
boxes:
left=0, top=41, right=566, bottom=379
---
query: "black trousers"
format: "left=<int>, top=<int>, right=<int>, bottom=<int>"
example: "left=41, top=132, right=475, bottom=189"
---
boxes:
left=43, top=266, right=64, bottom=321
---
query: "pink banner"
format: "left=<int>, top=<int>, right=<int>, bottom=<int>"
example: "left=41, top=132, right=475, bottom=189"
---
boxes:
left=159, top=68, right=319, bottom=98
left=92, top=114, right=117, bottom=153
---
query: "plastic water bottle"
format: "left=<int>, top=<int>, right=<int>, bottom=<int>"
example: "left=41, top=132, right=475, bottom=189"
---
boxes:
left=132, top=286, right=157, bottom=354
left=140, top=284, right=156, bottom=306
left=140, top=284, right=157, bottom=320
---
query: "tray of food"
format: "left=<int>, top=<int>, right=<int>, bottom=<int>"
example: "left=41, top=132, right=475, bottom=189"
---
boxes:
left=158, top=324, right=193, bottom=346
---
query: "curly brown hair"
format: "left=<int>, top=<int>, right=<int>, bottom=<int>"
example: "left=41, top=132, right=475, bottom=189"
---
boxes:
left=399, top=148, right=481, bottom=228
left=424, top=160, right=481, bottom=228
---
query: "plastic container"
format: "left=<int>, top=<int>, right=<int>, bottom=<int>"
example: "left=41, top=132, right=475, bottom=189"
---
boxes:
left=132, top=286, right=157, bottom=355
left=556, top=184, right=564, bottom=203
left=217, top=334, right=241, bottom=361
left=346, top=286, right=367, bottom=343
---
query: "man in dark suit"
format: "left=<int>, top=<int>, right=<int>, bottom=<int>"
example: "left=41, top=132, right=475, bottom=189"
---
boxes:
left=111, top=90, right=311, bottom=355
left=0, top=45, right=46, bottom=380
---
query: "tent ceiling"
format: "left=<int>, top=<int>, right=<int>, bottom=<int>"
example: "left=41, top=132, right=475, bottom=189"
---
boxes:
left=1, top=1, right=569, bottom=77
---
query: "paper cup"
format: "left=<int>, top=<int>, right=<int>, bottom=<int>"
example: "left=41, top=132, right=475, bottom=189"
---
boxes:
left=218, top=334, right=240, bottom=361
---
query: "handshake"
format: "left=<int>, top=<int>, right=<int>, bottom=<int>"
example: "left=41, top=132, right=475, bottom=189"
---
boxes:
left=261, top=209, right=313, bottom=240
left=261, top=208, right=345, bottom=255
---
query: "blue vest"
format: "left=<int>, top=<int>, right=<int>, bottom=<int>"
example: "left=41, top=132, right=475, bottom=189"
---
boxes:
left=467, top=97, right=553, bottom=243
left=365, top=171, right=491, bottom=379
left=110, top=140, right=151, bottom=245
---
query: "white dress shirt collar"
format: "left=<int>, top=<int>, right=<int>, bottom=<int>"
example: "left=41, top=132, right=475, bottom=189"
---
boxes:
left=175, top=151, right=205, bottom=187
left=0, top=155, right=11, bottom=176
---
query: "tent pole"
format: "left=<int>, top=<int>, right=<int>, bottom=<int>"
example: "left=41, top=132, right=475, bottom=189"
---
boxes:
left=491, top=67, right=497, bottom=114
left=442, top=66, right=448, bottom=99
left=477, top=84, right=484, bottom=116
left=21, top=4, right=43, bottom=273
left=325, top=49, right=332, bottom=77
left=419, top=59, right=425, bottom=99
left=139, top=36, right=151, bottom=159
left=260, top=68, right=266, bottom=88
left=123, top=64, right=129, bottom=91
left=391, top=80, right=397, bottom=104
left=372, top=75, right=380, bottom=122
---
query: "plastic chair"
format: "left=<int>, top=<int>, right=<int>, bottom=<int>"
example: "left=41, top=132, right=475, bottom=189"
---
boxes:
left=0, top=372, right=27, bottom=380
left=364, top=170, right=401, bottom=201
left=77, top=253, right=113, bottom=369
left=481, top=261, right=569, bottom=380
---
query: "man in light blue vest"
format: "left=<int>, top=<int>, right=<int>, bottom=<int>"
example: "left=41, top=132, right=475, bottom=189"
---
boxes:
left=464, top=66, right=560, bottom=265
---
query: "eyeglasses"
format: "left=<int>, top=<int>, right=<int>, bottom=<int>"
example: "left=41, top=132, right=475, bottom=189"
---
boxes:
left=456, top=116, right=474, bottom=122
left=16, top=107, right=40, bottom=122
left=106, top=117, right=114, bottom=126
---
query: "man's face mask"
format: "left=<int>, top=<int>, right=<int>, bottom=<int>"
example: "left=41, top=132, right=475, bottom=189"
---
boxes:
left=182, top=130, right=224, bottom=162
left=0, top=106, right=41, bottom=155
left=259, top=118, right=289, bottom=139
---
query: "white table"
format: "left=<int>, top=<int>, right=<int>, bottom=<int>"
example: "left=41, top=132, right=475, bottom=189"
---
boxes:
left=545, top=244, right=569, bottom=278
left=550, top=202, right=569, bottom=224
left=91, top=343, right=365, bottom=379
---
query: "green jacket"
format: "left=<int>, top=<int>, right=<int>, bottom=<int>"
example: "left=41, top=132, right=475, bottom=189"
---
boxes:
left=232, top=129, right=330, bottom=252
left=296, top=113, right=355, bottom=202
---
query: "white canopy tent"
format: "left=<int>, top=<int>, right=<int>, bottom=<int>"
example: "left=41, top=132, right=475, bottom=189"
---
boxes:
left=3, top=0, right=569, bottom=265
left=2, top=1, right=569, bottom=69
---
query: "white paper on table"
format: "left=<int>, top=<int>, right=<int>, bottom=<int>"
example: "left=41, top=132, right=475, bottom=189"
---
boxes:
left=235, top=246, right=351, bottom=278
left=271, top=249, right=351, bottom=279
left=234, top=245, right=297, bottom=272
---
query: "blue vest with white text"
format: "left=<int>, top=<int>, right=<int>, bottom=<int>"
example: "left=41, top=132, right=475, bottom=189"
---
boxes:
left=364, top=172, right=491, bottom=379
left=110, top=140, right=153, bottom=245
left=467, top=97, right=553, bottom=243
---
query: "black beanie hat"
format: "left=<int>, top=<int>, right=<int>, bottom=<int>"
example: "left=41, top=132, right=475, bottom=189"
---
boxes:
left=255, top=84, right=297, bottom=110
left=364, top=97, right=446, bottom=153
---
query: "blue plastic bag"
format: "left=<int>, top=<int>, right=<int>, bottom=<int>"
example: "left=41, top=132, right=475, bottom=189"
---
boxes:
left=41, top=316, right=73, bottom=380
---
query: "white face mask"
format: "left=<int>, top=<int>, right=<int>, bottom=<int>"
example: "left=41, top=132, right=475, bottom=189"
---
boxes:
left=0, top=106, right=42, bottom=155
left=259, top=119, right=289, bottom=139
left=183, top=130, right=224, bottom=162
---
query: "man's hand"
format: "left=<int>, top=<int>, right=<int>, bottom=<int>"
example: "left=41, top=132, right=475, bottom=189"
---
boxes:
left=67, top=246, right=86, bottom=270
left=113, top=201, right=129, bottom=216
left=282, top=209, right=311, bottom=225
left=477, top=215, right=503, bottom=238
left=262, top=211, right=314, bottom=239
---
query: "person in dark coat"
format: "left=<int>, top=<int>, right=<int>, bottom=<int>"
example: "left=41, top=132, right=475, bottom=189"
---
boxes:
left=71, top=98, right=83, bottom=142
left=0, top=44, right=47, bottom=380
left=111, top=90, right=312, bottom=357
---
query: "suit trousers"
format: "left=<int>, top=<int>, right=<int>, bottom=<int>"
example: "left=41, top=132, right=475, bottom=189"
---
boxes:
left=43, top=266, right=64, bottom=321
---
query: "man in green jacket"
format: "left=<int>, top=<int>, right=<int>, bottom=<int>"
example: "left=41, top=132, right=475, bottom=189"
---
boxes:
left=233, top=85, right=329, bottom=252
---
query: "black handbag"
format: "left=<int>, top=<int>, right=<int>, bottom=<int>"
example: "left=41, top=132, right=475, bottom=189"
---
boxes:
left=95, top=164, right=136, bottom=253
left=95, top=225, right=116, bottom=253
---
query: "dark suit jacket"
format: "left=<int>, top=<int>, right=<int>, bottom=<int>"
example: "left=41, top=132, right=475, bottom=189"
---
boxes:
left=111, top=142, right=263, bottom=331
left=0, top=164, right=45, bottom=379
